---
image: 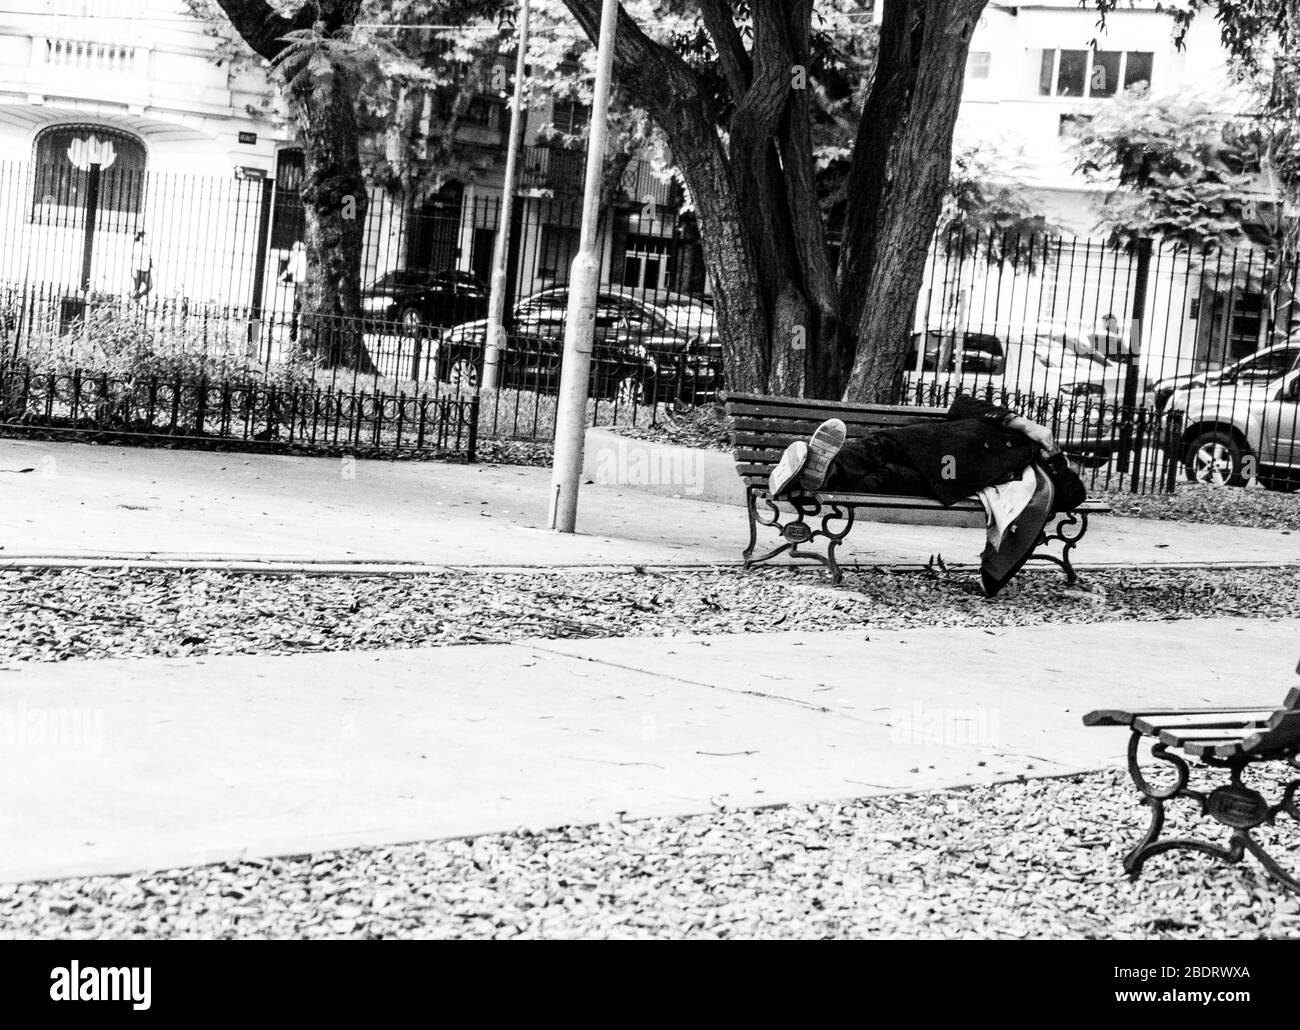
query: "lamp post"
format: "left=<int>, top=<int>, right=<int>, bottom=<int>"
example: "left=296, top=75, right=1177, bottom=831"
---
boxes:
left=548, top=0, right=618, bottom=532
left=482, top=0, right=532, bottom=392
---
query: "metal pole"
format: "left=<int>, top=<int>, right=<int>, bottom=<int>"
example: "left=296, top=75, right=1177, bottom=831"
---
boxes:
left=482, top=0, right=532, bottom=392
left=1117, top=237, right=1152, bottom=474
left=548, top=0, right=618, bottom=532
left=80, top=162, right=101, bottom=293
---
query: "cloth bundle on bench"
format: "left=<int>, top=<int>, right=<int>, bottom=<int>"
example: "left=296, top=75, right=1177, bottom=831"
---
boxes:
left=723, top=391, right=1110, bottom=585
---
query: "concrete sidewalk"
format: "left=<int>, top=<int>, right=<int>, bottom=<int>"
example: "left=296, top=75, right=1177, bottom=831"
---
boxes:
left=1, top=437, right=1297, bottom=571
left=3, top=617, right=1295, bottom=882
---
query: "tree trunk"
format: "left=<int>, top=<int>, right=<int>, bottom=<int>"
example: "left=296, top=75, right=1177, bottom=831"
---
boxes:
left=557, top=0, right=983, bottom=404
left=561, top=0, right=772, bottom=393
left=211, top=0, right=374, bottom=373
left=837, top=0, right=986, bottom=402
left=290, top=76, right=375, bottom=373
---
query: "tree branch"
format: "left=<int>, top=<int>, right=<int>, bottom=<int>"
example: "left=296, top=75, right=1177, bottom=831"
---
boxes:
left=697, top=0, right=752, bottom=105
left=211, top=0, right=357, bottom=61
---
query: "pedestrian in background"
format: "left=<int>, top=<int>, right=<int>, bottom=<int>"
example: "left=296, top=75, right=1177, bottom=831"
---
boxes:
left=280, top=240, right=307, bottom=341
left=130, top=230, right=153, bottom=301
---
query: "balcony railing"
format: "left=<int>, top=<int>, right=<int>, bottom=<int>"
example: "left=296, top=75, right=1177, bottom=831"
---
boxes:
left=519, top=146, right=677, bottom=207
left=519, top=145, right=586, bottom=194
left=45, top=38, right=137, bottom=74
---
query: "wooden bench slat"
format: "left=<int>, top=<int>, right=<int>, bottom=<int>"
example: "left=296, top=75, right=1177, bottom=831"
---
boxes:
left=733, top=447, right=794, bottom=463
left=1084, top=705, right=1269, bottom=727
left=723, top=391, right=947, bottom=416
left=1133, top=710, right=1280, bottom=734
left=728, top=415, right=940, bottom=435
left=726, top=404, right=947, bottom=424
left=1159, top=727, right=1256, bottom=747
left=737, top=477, right=1111, bottom=514
left=1237, top=711, right=1300, bottom=757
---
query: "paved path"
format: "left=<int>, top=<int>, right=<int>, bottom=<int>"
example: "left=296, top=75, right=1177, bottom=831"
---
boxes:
left=3, top=617, right=1295, bottom=882
left=1, top=438, right=1296, bottom=571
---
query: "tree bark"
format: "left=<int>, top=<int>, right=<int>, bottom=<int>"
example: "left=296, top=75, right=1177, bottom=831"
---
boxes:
left=212, top=0, right=375, bottom=373
left=838, top=0, right=986, bottom=402
left=560, top=0, right=772, bottom=393
left=291, top=72, right=374, bottom=371
left=558, top=0, right=983, bottom=404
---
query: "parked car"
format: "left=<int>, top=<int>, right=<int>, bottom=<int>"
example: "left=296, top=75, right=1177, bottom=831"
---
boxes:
left=907, top=325, right=1151, bottom=407
left=1177, top=367, right=1300, bottom=489
left=436, top=288, right=722, bottom=404
left=361, top=269, right=489, bottom=332
left=1150, top=341, right=1300, bottom=412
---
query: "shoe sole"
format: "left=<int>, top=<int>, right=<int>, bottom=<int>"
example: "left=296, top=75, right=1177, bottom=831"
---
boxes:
left=799, top=419, right=847, bottom=492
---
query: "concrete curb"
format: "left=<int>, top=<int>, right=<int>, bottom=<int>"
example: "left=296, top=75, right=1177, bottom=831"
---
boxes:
left=582, top=427, right=746, bottom=506
left=2, top=555, right=1297, bottom=577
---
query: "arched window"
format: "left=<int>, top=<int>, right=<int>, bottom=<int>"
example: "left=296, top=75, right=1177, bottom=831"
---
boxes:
left=31, top=124, right=147, bottom=230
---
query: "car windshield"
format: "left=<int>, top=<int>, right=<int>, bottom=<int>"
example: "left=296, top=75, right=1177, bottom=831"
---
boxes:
left=369, top=270, right=428, bottom=289
left=1221, top=347, right=1299, bottom=382
left=433, top=271, right=485, bottom=291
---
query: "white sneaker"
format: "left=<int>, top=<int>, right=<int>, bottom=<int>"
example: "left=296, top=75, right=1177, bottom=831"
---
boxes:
left=798, top=418, right=847, bottom=492
left=769, top=441, right=808, bottom=498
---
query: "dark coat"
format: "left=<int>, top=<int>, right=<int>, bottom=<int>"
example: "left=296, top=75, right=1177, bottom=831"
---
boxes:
left=882, top=395, right=1037, bottom=505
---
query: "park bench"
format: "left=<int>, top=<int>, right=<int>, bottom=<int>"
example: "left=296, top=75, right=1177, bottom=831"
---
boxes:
left=723, top=392, right=1110, bottom=585
left=1083, top=663, right=1300, bottom=894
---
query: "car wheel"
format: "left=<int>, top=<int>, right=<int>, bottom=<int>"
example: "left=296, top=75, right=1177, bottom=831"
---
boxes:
left=615, top=374, right=645, bottom=408
left=1258, top=470, right=1300, bottom=493
left=399, top=307, right=423, bottom=335
left=446, top=356, right=479, bottom=392
left=1184, top=430, right=1246, bottom=487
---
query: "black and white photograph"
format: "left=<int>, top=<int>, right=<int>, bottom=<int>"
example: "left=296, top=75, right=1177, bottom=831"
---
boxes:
left=0, top=0, right=1298, bottom=990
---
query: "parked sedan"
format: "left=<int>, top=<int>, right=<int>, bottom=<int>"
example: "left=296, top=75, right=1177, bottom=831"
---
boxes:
left=361, top=269, right=489, bottom=332
left=435, top=288, right=722, bottom=405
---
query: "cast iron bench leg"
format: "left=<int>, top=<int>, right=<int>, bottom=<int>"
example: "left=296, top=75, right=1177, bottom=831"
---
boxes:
left=1122, top=731, right=1300, bottom=894
left=742, top=493, right=855, bottom=584
left=1023, top=510, right=1089, bottom=584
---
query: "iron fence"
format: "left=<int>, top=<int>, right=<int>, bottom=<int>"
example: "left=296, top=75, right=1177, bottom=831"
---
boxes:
left=912, top=228, right=1300, bottom=492
left=0, top=153, right=1295, bottom=492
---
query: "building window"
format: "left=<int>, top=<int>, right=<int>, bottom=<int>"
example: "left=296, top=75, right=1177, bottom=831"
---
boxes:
left=538, top=224, right=578, bottom=283
left=461, top=97, right=502, bottom=130
left=551, top=99, right=590, bottom=136
left=967, top=51, right=991, bottom=80
left=30, top=124, right=146, bottom=229
left=1038, top=49, right=1153, bottom=98
left=270, top=148, right=305, bottom=251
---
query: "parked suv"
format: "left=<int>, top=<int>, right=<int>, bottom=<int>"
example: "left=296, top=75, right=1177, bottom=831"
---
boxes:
left=1150, top=341, right=1300, bottom=412
left=436, top=288, right=722, bottom=404
left=1177, top=367, right=1300, bottom=489
left=361, top=269, right=489, bottom=332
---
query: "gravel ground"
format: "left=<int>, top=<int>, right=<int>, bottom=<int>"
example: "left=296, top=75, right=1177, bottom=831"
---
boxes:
left=612, top=403, right=731, bottom=452
left=1103, top=481, right=1300, bottom=532
left=6, top=764, right=1300, bottom=940
left=1, top=564, right=1297, bottom=664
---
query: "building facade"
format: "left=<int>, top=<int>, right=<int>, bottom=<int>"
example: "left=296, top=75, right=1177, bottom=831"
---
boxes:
left=910, top=1, right=1279, bottom=378
left=0, top=0, right=695, bottom=337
